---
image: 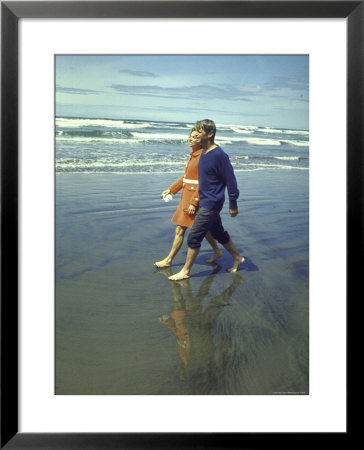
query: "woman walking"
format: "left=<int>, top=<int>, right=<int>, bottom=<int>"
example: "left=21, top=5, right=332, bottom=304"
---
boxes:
left=154, top=128, right=222, bottom=268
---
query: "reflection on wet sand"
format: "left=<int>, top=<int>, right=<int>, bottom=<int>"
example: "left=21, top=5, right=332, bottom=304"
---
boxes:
left=157, top=266, right=243, bottom=394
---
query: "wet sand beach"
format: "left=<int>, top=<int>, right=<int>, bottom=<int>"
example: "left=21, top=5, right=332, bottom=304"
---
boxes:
left=56, top=170, right=309, bottom=395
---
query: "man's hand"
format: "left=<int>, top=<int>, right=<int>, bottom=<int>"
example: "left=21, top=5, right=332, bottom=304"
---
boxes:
left=161, top=189, right=171, bottom=199
left=229, top=208, right=239, bottom=217
left=187, top=204, right=197, bottom=215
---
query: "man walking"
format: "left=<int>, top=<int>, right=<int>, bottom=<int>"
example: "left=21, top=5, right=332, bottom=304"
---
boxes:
left=169, top=119, right=245, bottom=281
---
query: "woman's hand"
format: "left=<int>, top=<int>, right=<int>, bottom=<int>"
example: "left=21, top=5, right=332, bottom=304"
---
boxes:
left=187, top=204, right=197, bottom=215
left=161, top=189, right=171, bottom=199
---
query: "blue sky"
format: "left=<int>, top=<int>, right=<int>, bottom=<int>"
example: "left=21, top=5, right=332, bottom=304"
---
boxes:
left=56, top=55, right=309, bottom=130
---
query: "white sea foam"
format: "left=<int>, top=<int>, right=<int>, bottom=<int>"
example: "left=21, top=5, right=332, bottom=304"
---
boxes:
left=280, top=139, right=309, bottom=147
left=56, top=118, right=127, bottom=128
left=238, top=162, right=308, bottom=170
left=219, top=136, right=283, bottom=146
left=217, top=136, right=308, bottom=147
left=56, top=136, right=137, bottom=144
left=56, top=117, right=191, bottom=131
left=259, top=127, right=309, bottom=135
left=56, top=159, right=185, bottom=169
left=131, top=132, right=186, bottom=141
left=273, top=156, right=305, bottom=160
left=56, top=132, right=188, bottom=143
left=55, top=117, right=173, bottom=130
left=218, top=123, right=259, bottom=132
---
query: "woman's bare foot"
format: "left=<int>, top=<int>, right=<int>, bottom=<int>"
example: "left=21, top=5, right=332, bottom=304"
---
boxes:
left=168, top=269, right=190, bottom=281
left=154, top=258, right=171, bottom=268
left=227, top=256, right=245, bottom=273
left=205, top=249, right=222, bottom=264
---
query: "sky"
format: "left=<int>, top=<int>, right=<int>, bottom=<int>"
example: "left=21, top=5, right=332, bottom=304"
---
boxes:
left=55, top=55, right=309, bottom=130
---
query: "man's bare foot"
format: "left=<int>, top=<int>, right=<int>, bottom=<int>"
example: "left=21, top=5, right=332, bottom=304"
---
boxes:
left=227, top=256, right=245, bottom=273
left=205, top=249, right=223, bottom=264
left=154, top=258, right=171, bottom=268
left=168, top=269, right=190, bottom=281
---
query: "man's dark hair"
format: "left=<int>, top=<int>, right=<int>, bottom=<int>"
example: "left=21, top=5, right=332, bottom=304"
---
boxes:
left=195, top=119, right=216, bottom=140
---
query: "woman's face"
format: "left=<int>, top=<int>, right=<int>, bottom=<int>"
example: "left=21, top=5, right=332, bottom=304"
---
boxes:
left=188, top=131, right=201, bottom=150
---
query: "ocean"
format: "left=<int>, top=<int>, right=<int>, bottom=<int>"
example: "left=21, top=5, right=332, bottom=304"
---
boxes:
left=55, top=117, right=309, bottom=174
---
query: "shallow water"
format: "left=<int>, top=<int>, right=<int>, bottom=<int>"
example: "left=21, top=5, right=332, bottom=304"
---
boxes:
left=56, top=170, right=309, bottom=395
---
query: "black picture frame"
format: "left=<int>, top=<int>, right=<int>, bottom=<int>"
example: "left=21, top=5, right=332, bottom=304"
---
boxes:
left=1, top=1, right=356, bottom=448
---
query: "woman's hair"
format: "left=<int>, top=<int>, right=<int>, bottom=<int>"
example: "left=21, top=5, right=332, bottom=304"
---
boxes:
left=189, top=126, right=197, bottom=136
left=194, top=119, right=216, bottom=139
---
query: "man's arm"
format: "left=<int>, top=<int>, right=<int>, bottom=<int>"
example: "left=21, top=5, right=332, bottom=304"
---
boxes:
left=221, top=154, right=239, bottom=211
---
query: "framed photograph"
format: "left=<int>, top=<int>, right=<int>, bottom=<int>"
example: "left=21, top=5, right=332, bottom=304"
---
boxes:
left=2, top=1, right=356, bottom=448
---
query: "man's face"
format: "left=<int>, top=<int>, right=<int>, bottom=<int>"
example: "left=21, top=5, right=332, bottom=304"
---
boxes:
left=196, top=128, right=212, bottom=144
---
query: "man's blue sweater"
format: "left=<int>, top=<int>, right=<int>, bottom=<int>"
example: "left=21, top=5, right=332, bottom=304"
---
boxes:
left=198, top=146, right=239, bottom=211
